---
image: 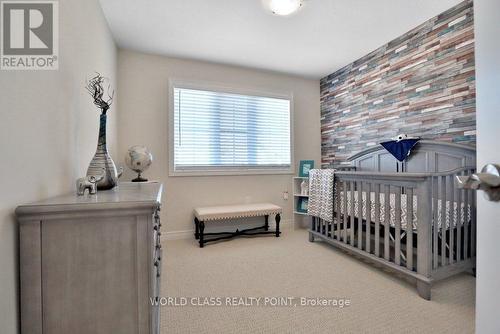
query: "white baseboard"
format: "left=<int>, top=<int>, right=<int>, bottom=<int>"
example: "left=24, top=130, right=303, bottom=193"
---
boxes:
left=163, top=219, right=294, bottom=240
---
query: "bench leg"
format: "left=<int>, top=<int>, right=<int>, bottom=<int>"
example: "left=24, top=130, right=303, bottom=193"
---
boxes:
left=275, top=214, right=281, bottom=237
left=264, top=215, right=269, bottom=231
left=199, top=221, right=205, bottom=248
left=194, top=217, right=200, bottom=240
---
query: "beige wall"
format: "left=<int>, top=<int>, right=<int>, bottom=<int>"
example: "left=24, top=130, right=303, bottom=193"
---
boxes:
left=0, top=0, right=117, bottom=332
left=117, top=50, right=320, bottom=235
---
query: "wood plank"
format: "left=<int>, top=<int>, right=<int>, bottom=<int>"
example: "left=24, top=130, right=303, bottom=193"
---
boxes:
left=384, top=185, right=390, bottom=261
left=463, top=172, right=470, bottom=260
left=343, top=181, right=348, bottom=243
left=433, top=176, right=438, bottom=269
left=432, top=258, right=476, bottom=281
left=366, top=183, right=372, bottom=254
left=456, top=172, right=463, bottom=262
left=417, top=178, right=433, bottom=279
left=375, top=183, right=380, bottom=257
left=395, top=187, right=402, bottom=266
left=449, top=175, right=455, bottom=264
left=471, top=189, right=476, bottom=257
left=440, top=175, right=447, bottom=267
left=350, top=181, right=355, bottom=246
left=406, top=187, right=414, bottom=271
left=357, top=181, right=363, bottom=249
left=335, top=181, right=341, bottom=240
left=20, top=222, right=43, bottom=334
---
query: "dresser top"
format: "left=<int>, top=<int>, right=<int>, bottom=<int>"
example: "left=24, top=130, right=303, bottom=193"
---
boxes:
left=16, top=182, right=163, bottom=219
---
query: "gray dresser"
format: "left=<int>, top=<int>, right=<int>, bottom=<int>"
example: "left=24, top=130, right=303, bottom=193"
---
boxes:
left=16, top=182, right=163, bottom=334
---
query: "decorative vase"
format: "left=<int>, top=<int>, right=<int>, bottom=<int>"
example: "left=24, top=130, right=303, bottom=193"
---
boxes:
left=301, top=179, right=309, bottom=195
left=87, top=114, right=122, bottom=190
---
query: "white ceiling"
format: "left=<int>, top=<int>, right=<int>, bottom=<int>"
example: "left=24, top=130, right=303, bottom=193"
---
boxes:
left=99, top=0, right=462, bottom=79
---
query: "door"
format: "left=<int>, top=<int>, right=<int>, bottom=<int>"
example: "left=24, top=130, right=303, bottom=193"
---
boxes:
left=474, top=1, right=500, bottom=333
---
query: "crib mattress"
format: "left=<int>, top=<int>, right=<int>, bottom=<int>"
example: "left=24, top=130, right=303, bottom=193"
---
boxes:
left=338, top=191, right=471, bottom=230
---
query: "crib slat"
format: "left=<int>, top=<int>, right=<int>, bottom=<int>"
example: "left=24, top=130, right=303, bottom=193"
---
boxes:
left=357, top=181, right=363, bottom=249
left=471, top=186, right=476, bottom=257
left=337, top=180, right=346, bottom=241
left=463, top=171, right=470, bottom=259
left=343, top=180, right=348, bottom=243
left=384, top=185, right=390, bottom=261
left=449, top=175, right=455, bottom=264
left=331, top=180, right=340, bottom=239
left=350, top=181, right=355, bottom=246
left=375, top=183, right=381, bottom=257
left=366, top=183, right=372, bottom=254
left=440, top=176, right=447, bottom=267
left=456, top=172, right=463, bottom=262
left=395, top=187, right=402, bottom=266
left=406, top=187, right=413, bottom=270
left=433, top=177, right=438, bottom=269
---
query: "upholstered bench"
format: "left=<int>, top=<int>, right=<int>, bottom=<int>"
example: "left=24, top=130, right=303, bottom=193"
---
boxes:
left=193, top=203, right=282, bottom=248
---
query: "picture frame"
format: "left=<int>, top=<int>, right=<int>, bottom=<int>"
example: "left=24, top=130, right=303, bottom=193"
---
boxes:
left=297, top=197, right=309, bottom=213
left=298, top=160, right=315, bottom=177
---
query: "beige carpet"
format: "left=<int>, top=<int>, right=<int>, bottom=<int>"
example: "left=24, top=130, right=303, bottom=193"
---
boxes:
left=160, top=229, right=475, bottom=334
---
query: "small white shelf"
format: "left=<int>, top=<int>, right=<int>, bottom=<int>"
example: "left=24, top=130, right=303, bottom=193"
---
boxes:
left=294, top=211, right=309, bottom=216
left=292, top=175, right=311, bottom=227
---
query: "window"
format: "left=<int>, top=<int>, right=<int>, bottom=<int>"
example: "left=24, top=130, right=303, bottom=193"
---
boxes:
left=170, top=84, right=292, bottom=175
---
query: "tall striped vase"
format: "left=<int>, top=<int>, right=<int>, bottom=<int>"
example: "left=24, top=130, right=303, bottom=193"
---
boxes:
left=86, top=114, right=121, bottom=190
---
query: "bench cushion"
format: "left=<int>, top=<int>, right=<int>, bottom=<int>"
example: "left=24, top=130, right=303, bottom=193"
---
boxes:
left=194, top=203, right=282, bottom=222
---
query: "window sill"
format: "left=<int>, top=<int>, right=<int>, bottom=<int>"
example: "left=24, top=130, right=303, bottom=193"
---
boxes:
left=169, top=168, right=294, bottom=177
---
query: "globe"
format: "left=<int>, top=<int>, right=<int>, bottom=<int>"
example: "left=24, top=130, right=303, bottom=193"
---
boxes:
left=125, top=145, right=153, bottom=182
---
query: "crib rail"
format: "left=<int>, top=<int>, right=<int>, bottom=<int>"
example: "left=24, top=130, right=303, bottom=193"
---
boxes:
left=309, top=167, right=476, bottom=291
left=429, top=167, right=476, bottom=275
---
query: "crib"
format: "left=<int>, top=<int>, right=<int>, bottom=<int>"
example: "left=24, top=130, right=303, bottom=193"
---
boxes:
left=308, top=140, right=476, bottom=300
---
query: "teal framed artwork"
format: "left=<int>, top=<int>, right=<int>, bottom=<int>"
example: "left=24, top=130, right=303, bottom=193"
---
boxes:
left=298, top=160, right=314, bottom=177
left=297, top=197, right=309, bottom=213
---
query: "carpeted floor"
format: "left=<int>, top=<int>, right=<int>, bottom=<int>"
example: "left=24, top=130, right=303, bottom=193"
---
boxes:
left=160, top=229, right=475, bottom=334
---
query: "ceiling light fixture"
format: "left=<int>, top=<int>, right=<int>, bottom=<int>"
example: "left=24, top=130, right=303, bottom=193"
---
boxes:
left=268, top=0, right=303, bottom=16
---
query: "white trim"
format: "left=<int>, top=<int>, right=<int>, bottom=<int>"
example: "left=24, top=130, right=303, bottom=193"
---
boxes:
left=162, top=219, right=293, bottom=240
left=168, top=78, right=295, bottom=177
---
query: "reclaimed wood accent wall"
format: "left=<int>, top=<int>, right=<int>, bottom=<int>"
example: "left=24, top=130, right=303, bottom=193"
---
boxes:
left=320, top=0, right=475, bottom=167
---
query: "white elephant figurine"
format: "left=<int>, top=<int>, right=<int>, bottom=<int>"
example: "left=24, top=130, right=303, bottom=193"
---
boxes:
left=76, top=173, right=105, bottom=196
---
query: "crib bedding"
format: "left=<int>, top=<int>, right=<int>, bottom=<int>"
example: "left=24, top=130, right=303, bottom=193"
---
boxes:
left=337, top=191, right=471, bottom=231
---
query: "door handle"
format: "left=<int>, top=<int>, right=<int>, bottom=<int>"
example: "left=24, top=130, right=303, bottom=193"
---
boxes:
left=456, top=164, right=500, bottom=202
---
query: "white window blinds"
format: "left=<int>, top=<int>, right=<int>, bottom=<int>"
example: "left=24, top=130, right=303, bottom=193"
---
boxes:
left=173, top=87, right=291, bottom=173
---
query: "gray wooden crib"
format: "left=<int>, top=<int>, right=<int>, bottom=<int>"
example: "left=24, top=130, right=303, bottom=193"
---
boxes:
left=308, top=140, right=476, bottom=300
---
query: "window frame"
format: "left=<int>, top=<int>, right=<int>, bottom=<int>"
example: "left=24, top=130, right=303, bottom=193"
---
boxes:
left=168, top=79, right=295, bottom=177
